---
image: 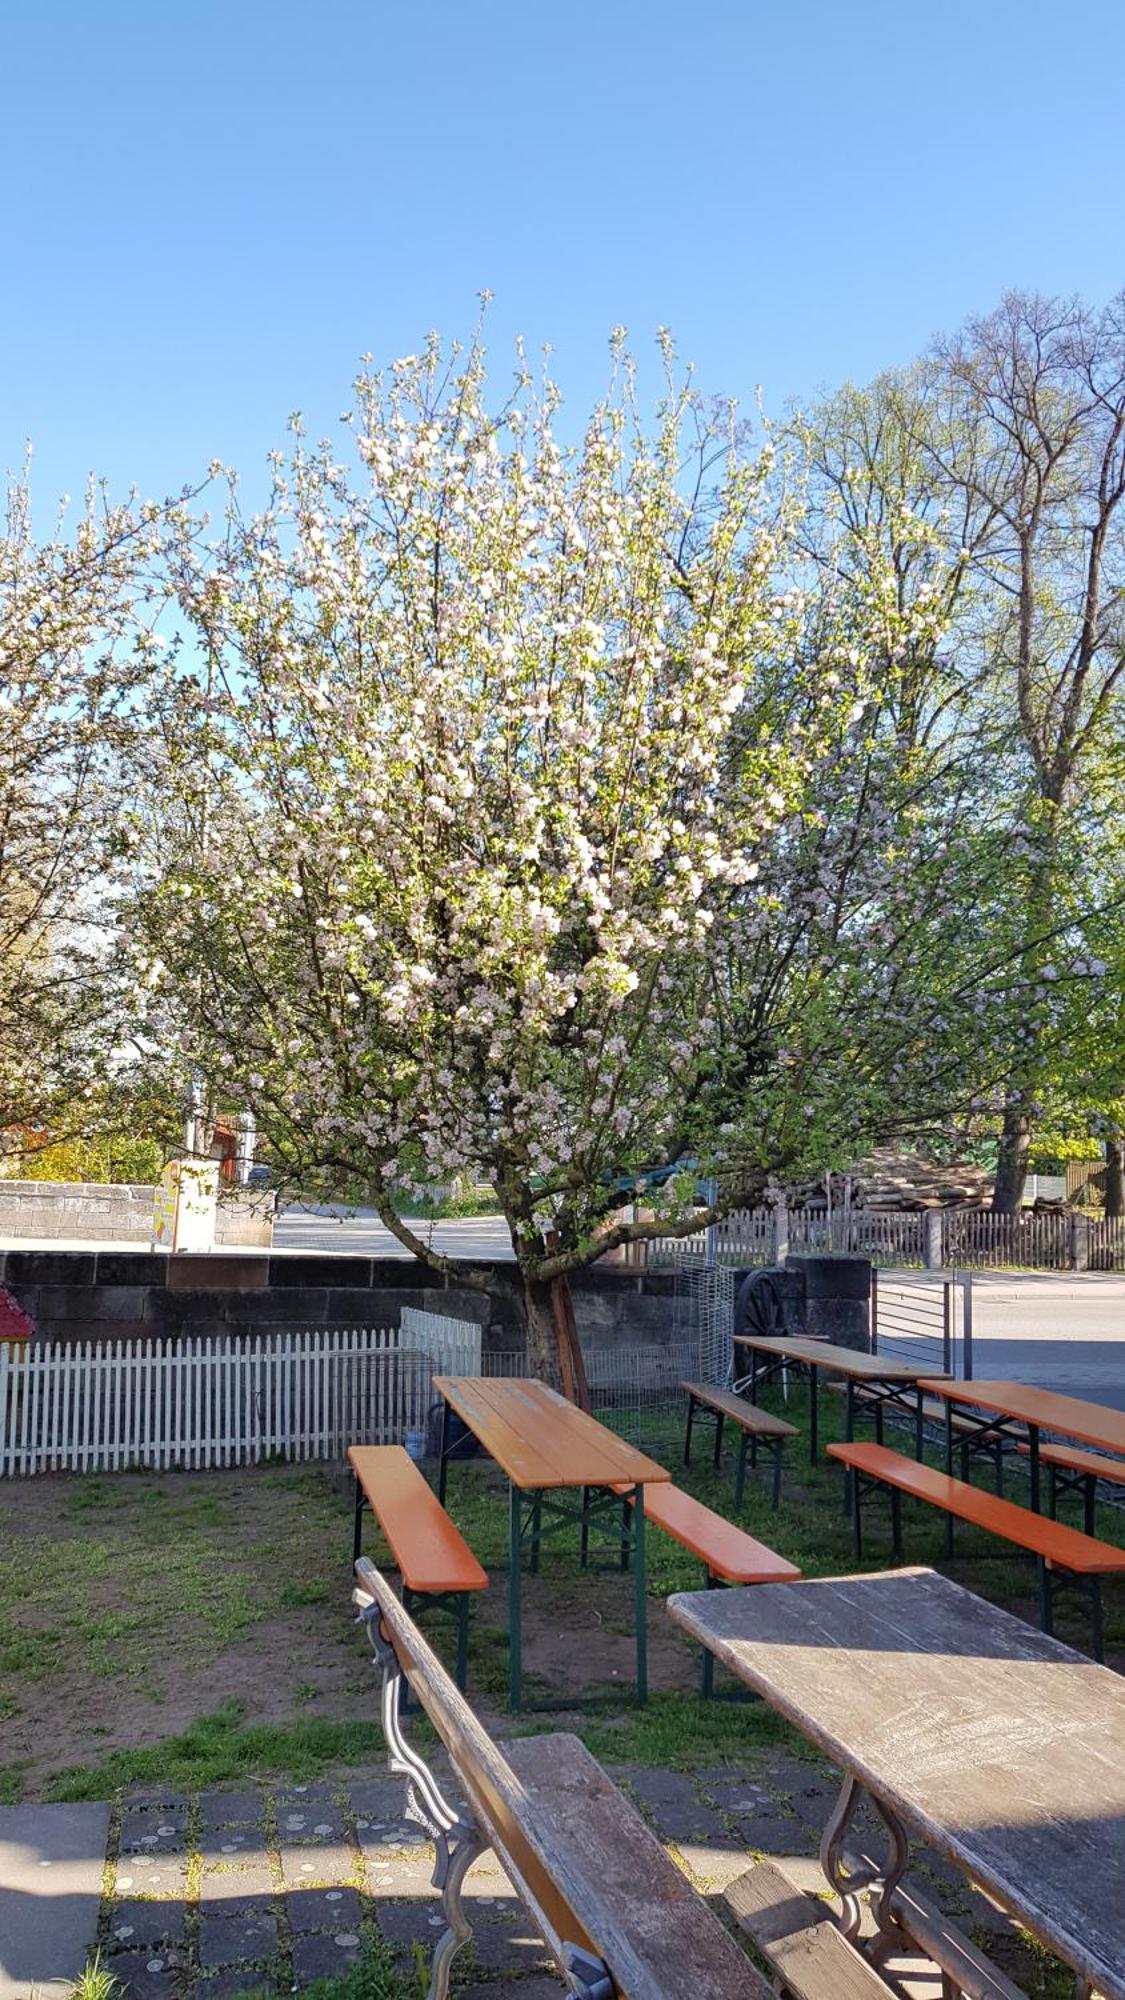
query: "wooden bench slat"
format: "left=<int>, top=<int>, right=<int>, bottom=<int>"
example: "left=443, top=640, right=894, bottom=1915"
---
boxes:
left=887, top=1876, right=1027, bottom=2000
left=681, top=1380, right=799, bottom=1439
left=1018, top=1440, right=1125, bottom=1484
left=616, top=1481, right=802, bottom=1583
left=356, top=1563, right=770, bottom=1998
left=827, top=1442, right=1125, bottom=1574
left=348, top=1445, right=487, bottom=1594
left=507, top=1733, right=767, bottom=1997
left=724, top=1860, right=893, bottom=1999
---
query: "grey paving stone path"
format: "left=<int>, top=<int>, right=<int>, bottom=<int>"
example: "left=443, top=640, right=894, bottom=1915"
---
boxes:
left=75, top=1744, right=1034, bottom=1998
left=0, top=1801, right=111, bottom=2000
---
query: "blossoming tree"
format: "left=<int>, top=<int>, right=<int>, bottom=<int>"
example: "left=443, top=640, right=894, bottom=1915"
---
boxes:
left=0, top=464, right=171, bottom=1161
left=132, top=333, right=983, bottom=1377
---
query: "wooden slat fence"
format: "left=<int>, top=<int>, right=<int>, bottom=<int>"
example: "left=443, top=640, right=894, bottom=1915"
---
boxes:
left=644, top=1205, right=1102, bottom=1270
left=0, top=1328, right=438, bottom=1477
left=1089, top=1218, right=1125, bottom=1270
left=940, top=1208, right=1072, bottom=1269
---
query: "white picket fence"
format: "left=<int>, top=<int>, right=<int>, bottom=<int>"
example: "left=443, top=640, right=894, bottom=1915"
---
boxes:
left=0, top=1312, right=482, bottom=1477
left=400, top=1306, right=482, bottom=1375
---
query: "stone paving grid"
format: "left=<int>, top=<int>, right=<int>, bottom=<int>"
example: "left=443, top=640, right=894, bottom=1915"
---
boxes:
left=95, top=1750, right=1031, bottom=1999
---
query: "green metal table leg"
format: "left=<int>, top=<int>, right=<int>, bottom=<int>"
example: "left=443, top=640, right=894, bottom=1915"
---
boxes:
left=632, top=1484, right=647, bottom=1705
left=842, top=1380, right=855, bottom=1513
left=579, top=1485, right=590, bottom=1570
left=508, top=1482, right=523, bottom=1711
left=456, top=1592, right=469, bottom=1690
left=438, top=1398, right=451, bottom=1504
left=530, top=1494, right=542, bottom=1575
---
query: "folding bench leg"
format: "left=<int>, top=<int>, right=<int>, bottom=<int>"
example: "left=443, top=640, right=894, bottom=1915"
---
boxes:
left=712, top=1411, right=725, bottom=1470
left=890, top=1488, right=903, bottom=1563
left=734, top=1432, right=749, bottom=1511
left=683, top=1397, right=695, bottom=1467
left=352, top=1476, right=365, bottom=1564
left=1038, top=1559, right=1053, bottom=1637
left=1084, top=1473, right=1096, bottom=1538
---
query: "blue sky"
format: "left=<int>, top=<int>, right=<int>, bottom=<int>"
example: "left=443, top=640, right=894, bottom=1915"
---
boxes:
left=4, top=0, right=1123, bottom=511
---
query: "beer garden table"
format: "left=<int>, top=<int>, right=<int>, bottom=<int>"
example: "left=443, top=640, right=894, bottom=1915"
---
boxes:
left=669, top=1566, right=1125, bottom=2000
left=734, top=1333, right=949, bottom=1464
left=919, top=1377, right=1125, bottom=1513
left=431, top=1375, right=670, bottom=1711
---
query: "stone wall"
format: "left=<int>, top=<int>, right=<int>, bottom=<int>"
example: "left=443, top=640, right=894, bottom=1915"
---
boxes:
left=0, top=1181, right=274, bottom=1247
left=0, top=1248, right=677, bottom=1357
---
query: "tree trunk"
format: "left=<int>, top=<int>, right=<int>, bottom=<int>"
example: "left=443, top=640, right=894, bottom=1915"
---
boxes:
left=550, top=1274, right=591, bottom=1412
left=1106, top=1139, right=1125, bottom=1220
left=992, top=1102, right=1031, bottom=1214
left=518, top=1269, right=591, bottom=1404
left=521, top=1271, right=563, bottom=1388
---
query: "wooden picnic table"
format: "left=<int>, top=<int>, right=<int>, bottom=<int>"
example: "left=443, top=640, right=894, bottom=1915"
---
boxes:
left=431, top=1376, right=670, bottom=1711
left=734, top=1334, right=948, bottom=1464
left=668, top=1565, right=1125, bottom=2000
left=919, top=1376, right=1125, bottom=1514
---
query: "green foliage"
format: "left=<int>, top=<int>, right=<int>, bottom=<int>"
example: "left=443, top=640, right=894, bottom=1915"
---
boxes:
left=17, top=1132, right=165, bottom=1184
left=68, top=1957, right=121, bottom=2000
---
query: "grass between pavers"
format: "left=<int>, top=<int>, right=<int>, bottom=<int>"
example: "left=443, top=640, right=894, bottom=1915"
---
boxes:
left=71, top=1938, right=419, bottom=2000
left=4, top=1382, right=1124, bottom=1809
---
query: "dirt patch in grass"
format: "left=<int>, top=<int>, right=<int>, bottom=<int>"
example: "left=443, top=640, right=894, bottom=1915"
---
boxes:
left=0, top=1464, right=380, bottom=1794
left=0, top=1458, right=708, bottom=1797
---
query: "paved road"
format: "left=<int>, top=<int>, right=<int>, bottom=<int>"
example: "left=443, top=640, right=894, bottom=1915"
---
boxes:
left=273, top=1203, right=514, bottom=1260
left=877, top=1270, right=1125, bottom=1411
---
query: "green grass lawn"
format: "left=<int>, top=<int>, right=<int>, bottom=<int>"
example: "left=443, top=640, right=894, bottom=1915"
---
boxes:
left=0, top=1381, right=1121, bottom=1808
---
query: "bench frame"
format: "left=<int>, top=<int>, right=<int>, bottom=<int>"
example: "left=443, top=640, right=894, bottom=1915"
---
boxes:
left=682, top=1384, right=790, bottom=1509
left=354, top=1558, right=766, bottom=2000
left=355, top=1572, right=613, bottom=2000
left=846, top=1458, right=1107, bottom=1661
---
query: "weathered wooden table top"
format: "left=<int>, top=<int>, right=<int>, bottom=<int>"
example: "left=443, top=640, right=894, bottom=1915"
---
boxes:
left=668, top=1566, right=1125, bottom=1999
left=919, top=1376, right=1125, bottom=1455
left=431, top=1375, right=671, bottom=1491
left=733, top=1333, right=948, bottom=1383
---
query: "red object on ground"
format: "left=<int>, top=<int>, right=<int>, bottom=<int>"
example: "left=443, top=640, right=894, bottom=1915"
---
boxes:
left=0, top=1287, right=33, bottom=1345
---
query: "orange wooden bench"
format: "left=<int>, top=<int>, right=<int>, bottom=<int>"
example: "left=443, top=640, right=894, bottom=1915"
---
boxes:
left=348, top=1443, right=487, bottom=1689
left=615, top=1481, right=801, bottom=1694
left=680, top=1380, right=799, bottom=1508
left=1015, top=1439, right=1125, bottom=1533
left=828, top=1440, right=1125, bottom=1658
